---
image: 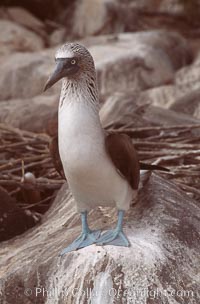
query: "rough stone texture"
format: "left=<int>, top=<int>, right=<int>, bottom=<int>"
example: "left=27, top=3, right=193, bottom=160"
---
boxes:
left=0, top=174, right=199, bottom=303
left=89, top=31, right=192, bottom=96
left=72, top=0, right=186, bottom=38
left=135, top=52, right=200, bottom=110
left=0, top=49, right=58, bottom=100
left=94, top=42, right=174, bottom=96
left=159, top=0, right=183, bottom=14
left=175, top=60, right=200, bottom=95
left=6, top=7, right=46, bottom=37
left=0, top=30, right=191, bottom=101
left=100, top=91, right=200, bottom=130
left=0, top=94, right=59, bottom=133
left=122, top=0, right=184, bottom=15
left=0, top=20, right=45, bottom=57
left=169, top=88, right=200, bottom=119
left=141, top=84, right=187, bottom=109
left=1, top=86, right=199, bottom=134
left=1, top=88, right=199, bottom=134
left=144, top=105, right=200, bottom=127
left=70, top=0, right=200, bottom=44
left=73, top=0, right=111, bottom=37
left=1, top=0, right=198, bottom=40
left=49, top=27, right=67, bottom=47
left=0, top=0, right=70, bottom=21
left=100, top=91, right=152, bottom=128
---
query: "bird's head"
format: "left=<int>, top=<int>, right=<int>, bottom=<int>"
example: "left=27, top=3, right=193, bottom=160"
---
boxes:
left=44, top=43, right=95, bottom=91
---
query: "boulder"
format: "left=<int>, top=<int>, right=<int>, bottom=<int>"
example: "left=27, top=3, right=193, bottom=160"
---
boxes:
left=116, top=0, right=184, bottom=15
left=175, top=59, right=200, bottom=94
left=6, top=7, right=46, bottom=37
left=71, top=0, right=199, bottom=39
left=72, top=0, right=186, bottom=38
left=0, top=174, right=199, bottom=303
left=0, top=0, right=68, bottom=20
left=159, top=0, right=184, bottom=15
left=90, top=30, right=192, bottom=96
left=93, top=42, right=174, bottom=96
left=169, top=88, right=200, bottom=119
left=1, top=0, right=198, bottom=40
left=100, top=91, right=200, bottom=129
left=1, top=85, right=200, bottom=134
left=143, top=104, right=200, bottom=127
left=49, top=27, right=67, bottom=47
left=100, top=91, right=151, bottom=128
left=138, top=53, right=200, bottom=110
left=0, top=20, right=45, bottom=57
left=0, top=30, right=190, bottom=101
left=73, top=0, right=117, bottom=37
left=88, top=31, right=192, bottom=91
left=0, top=94, right=59, bottom=133
left=141, top=84, right=189, bottom=109
left=1, top=87, right=199, bottom=134
left=0, top=48, right=58, bottom=100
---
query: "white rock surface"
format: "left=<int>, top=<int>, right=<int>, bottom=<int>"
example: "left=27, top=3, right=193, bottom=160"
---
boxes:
left=0, top=30, right=191, bottom=100
left=140, top=84, right=191, bottom=109
left=175, top=60, right=200, bottom=94
left=73, top=0, right=111, bottom=37
left=49, top=27, right=67, bottom=46
left=100, top=91, right=200, bottom=129
left=0, top=94, right=59, bottom=132
left=6, top=6, right=46, bottom=36
left=1, top=88, right=199, bottom=133
left=0, top=20, right=45, bottom=57
left=0, top=174, right=199, bottom=303
left=72, top=0, right=186, bottom=38
left=0, top=49, right=57, bottom=100
left=169, top=88, right=200, bottom=119
left=93, top=43, right=174, bottom=95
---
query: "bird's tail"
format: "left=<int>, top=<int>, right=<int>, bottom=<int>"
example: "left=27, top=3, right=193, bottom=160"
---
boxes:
left=140, top=162, right=169, bottom=172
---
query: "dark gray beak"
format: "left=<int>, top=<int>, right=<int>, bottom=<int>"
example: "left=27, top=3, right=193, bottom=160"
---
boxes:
left=44, top=60, right=66, bottom=92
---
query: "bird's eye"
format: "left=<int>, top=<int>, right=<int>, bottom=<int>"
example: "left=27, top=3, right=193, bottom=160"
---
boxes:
left=71, top=59, right=76, bottom=65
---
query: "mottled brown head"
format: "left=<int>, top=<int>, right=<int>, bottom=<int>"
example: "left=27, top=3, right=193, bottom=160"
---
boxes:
left=44, top=43, right=96, bottom=91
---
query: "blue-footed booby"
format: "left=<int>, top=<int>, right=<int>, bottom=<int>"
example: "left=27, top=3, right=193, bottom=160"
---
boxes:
left=44, top=43, right=168, bottom=256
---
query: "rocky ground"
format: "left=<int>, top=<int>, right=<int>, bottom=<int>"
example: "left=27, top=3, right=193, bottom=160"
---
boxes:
left=0, top=1, right=200, bottom=303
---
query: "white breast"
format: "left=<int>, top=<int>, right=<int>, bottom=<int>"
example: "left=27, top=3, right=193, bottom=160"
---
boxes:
left=59, top=101, right=104, bottom=169
left=58, top=99, right=133, bottom=212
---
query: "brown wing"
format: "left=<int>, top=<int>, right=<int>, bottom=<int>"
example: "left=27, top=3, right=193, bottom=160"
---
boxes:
left=105, top=133, right=140, bottom=190
left=49, top=133, right=168, bottom=182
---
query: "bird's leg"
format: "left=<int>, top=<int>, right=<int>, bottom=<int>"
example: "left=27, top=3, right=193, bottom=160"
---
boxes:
left=96, top=210, right=130, bottom=247
left=60, top=211, right=101, bottom=256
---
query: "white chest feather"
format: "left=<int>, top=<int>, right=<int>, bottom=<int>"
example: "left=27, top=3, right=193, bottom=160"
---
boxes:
left=59, top=101, right=104, bottom=170
left=58, top=97, right=133, bottom=212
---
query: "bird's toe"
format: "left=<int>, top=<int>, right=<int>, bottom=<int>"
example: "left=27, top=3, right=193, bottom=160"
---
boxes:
left=60, top=229, right=101, bottom=256
left=96, top=229, right=130, bottom=247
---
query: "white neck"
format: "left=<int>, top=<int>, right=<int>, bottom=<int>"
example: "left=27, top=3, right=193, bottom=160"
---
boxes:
left=59, top=74, right=99, bottom=112
left=58, top=76, right=104, bottom=147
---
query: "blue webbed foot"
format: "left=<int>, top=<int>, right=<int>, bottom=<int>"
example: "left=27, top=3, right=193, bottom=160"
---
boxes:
left=96, top=210, right=130, bottom=247
left=60, top=211, right=101, bottom=256
left=60, top=229, right=101, bottom=256
left=96, top=229, right=130, bottom=247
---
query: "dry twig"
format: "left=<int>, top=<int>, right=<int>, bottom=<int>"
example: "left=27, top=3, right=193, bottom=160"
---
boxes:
left=0, top=121, right=200, bottom=214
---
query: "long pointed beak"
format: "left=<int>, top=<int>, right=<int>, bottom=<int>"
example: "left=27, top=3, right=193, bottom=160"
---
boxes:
left=44, top=61, right=65, bottom=92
